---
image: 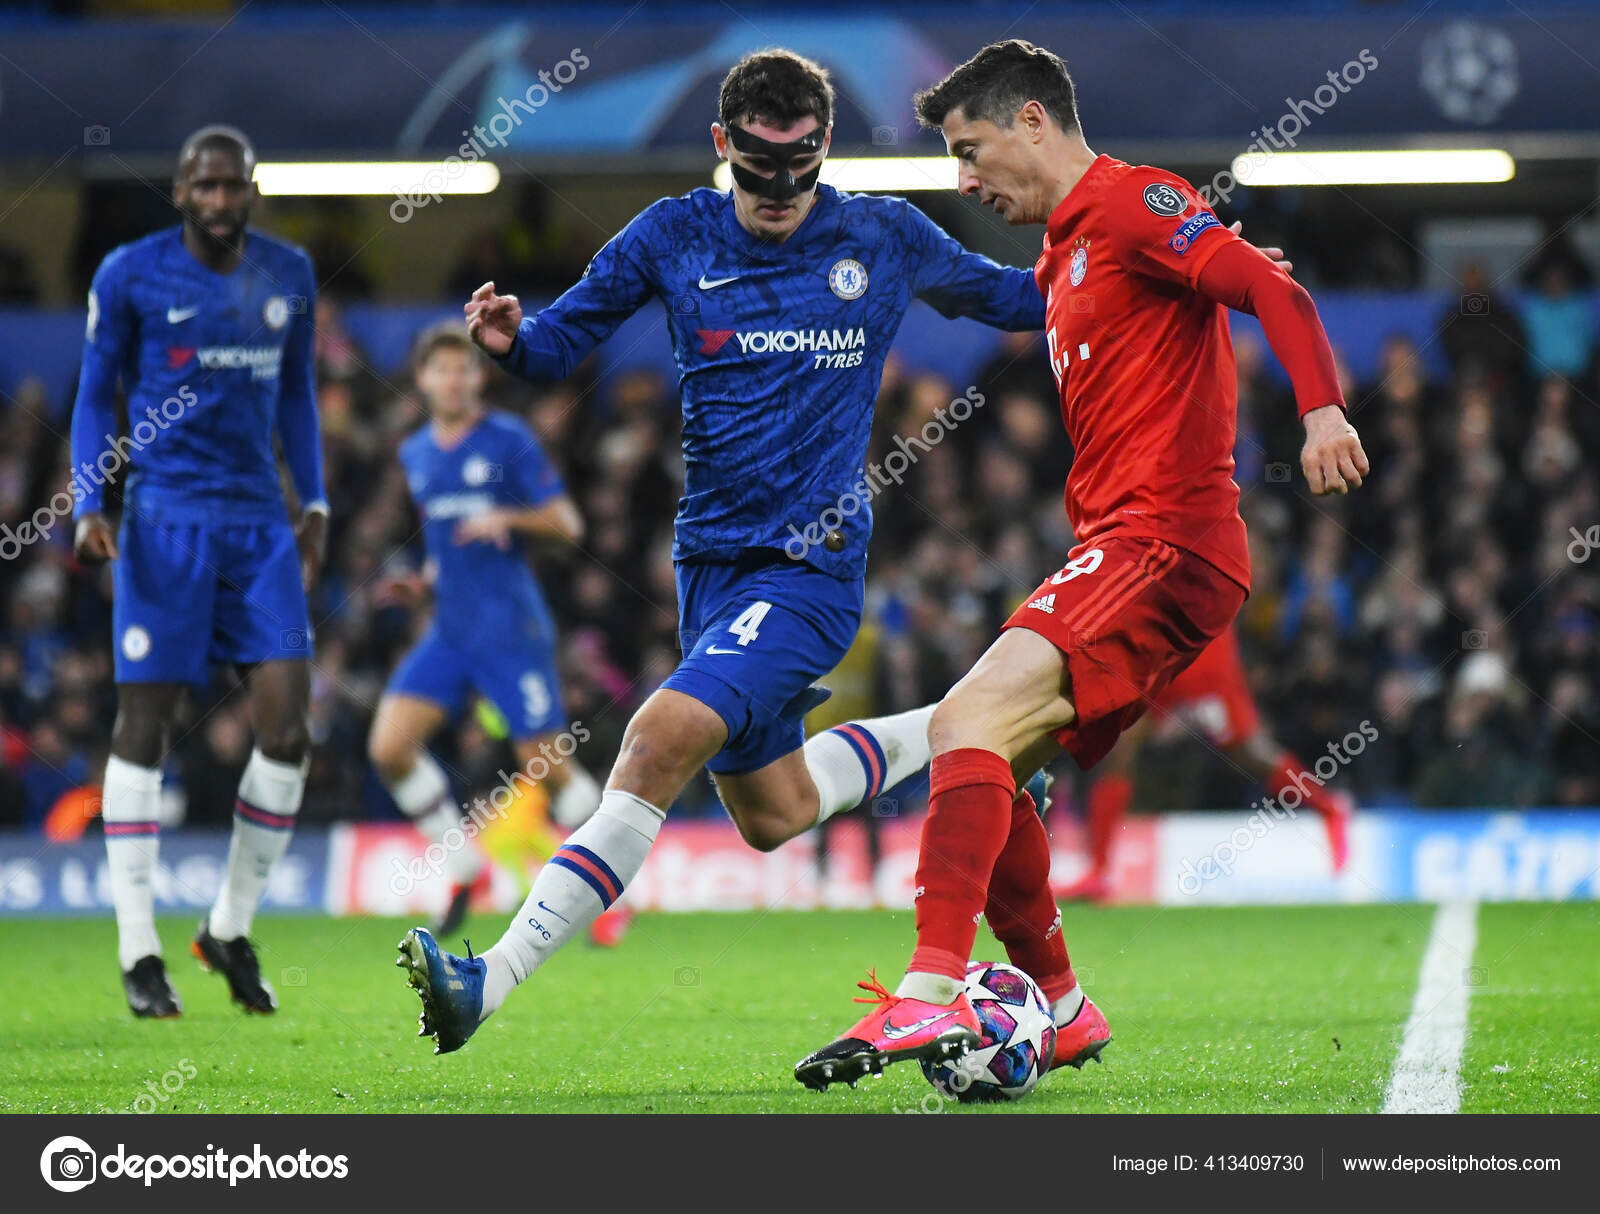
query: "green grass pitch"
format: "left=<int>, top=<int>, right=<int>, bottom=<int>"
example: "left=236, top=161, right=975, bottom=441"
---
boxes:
left=2, top=904, right=1593, bottom=1113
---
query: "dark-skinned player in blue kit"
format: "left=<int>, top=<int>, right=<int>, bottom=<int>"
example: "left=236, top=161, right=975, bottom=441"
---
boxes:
left=72, top=126, right=325, bottom=1019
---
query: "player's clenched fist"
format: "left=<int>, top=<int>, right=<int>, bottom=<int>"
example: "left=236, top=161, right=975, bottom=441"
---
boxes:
left=463, top=281, right=522, bottom=358
left=1300, top=405, right=1369, bottom=495
left=73, top=511, right=119, bottom=563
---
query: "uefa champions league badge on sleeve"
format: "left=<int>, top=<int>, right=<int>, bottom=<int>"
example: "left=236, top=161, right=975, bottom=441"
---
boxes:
left=828, top=258, right=868, bottom=300
left=1141, top=182, right=1189, bottom=217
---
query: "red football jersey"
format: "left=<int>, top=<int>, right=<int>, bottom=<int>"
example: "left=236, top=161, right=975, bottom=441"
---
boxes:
left=1036, top=154, right=1250, bottom=592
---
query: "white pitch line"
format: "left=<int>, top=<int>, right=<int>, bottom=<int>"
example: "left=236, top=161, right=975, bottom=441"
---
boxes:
left=1382, top=900, right=1479, bottom=1114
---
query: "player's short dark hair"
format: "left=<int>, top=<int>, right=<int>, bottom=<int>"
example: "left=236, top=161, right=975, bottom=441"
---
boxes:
left=412, top=323, right=480, bottom=371
left=914, top=39, right=1079, bottom=134
left=177, top=124, right=256, bottom=177
left=719, top=48, right=834, bottom=131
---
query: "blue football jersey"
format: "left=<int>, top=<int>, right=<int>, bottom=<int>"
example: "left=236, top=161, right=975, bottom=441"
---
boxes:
left=398, top=411, right=565, bottom=640
left=496, top=185, right=1044, bottom=580
left=71, top=226, right=324, bottom=524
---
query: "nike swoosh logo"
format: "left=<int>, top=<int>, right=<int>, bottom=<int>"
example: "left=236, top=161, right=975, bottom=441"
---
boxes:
left=167, top=306, right=199, bottom=323
left=536, top=900, right=570, bottom=924
left=882, top=1012, right=957, bottom=1041
left=697, top=273, right=741, bottom=290
left=705, top=645, right=744, bottom=655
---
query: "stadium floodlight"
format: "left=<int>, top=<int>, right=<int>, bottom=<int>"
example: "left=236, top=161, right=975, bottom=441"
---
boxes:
left=252, top=161, right=502, bottom=196
left=713, top=156, right=958, bottom=193
left=1233, top=148, right=1515, bottom=187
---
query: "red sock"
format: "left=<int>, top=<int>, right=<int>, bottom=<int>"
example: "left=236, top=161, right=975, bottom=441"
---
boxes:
left=1267, top=752, right=1339, bottom=820
left=1085, top=773, right=1133, bottom=875
left=987, top=790, right=1077, bottom=1002
left=909, top=748, right=1015, bottom=981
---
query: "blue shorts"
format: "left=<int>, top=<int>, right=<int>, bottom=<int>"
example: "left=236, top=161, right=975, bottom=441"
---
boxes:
left=388, top=627, right=565, bottom=740
left=113, top=514, right=312, bottom=685
left=663, top=554, right=862, bottom=775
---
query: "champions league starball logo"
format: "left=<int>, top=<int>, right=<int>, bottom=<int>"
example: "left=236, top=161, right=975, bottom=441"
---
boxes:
left=1419, top=21, right=1519, bottom=125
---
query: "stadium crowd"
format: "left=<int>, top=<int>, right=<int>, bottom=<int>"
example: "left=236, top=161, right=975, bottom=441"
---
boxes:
left=2, top=241, right=1598, bottom=832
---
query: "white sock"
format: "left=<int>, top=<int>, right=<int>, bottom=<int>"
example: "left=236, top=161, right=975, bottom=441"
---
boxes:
left=1053, top=985, right=1086, bottom=1026
left=103, top=755, right=164, bottom=970
left=388, top=752, right=485, bottom=887
left=895, top=970, right=966, bottom=1005
left=806, top=704, right=934, bottom=824
left=549, top=763, right=602, bottom=828
left=480, top=789, right=664, bottom=1017
left=208, top=749, right=304, bottom=941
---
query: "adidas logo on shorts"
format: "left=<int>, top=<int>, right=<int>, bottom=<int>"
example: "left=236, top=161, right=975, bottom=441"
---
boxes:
left=1027, top=593, right=1056, bottom=614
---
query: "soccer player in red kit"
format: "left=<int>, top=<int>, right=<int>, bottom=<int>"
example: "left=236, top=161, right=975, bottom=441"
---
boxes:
left=796, top=39, right=1369, bottom=1090
left=1063, top=625, right=1353, bottom=904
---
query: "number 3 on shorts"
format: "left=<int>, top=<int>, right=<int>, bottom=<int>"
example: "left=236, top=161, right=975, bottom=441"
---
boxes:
left=728, top=600, right=772, bottom=647
left=520, top=672, right=552, bottom=722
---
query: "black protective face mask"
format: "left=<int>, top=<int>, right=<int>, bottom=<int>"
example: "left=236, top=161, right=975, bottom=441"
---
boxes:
left=726, top=124, right=825, bottom=202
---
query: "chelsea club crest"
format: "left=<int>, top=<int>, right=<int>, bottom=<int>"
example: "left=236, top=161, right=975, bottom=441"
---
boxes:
left=828, top=258, right=868, bottom=300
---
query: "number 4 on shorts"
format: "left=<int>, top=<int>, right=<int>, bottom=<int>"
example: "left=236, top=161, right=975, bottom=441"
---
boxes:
left=728, top=600, right=772, bottom=647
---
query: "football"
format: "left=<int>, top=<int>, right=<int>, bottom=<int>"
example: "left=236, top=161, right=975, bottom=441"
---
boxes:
left=920, top=961, right=1057, bottom=1102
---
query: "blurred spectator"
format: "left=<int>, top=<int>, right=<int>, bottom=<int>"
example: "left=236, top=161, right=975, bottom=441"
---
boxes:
left=1414, top=653, right=1545, bottom=808
left=1437, top=262, right=1525, bottom=391
left=1522, top=254, right=1597, bottom=379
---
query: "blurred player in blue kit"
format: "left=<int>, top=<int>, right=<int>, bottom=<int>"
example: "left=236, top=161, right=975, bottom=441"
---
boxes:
left=71, top=126, right=325, bottom=1019
left=367, top=324, right=607, bottom=939
left=397, top=49, right=1051, bottom=1054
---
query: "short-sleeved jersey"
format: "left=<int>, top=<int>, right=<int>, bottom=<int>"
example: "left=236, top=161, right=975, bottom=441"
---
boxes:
left=71, top=226, right=323, bottom=524
left=497, top=184, right=1044, bottom=582
left=1036, top=155, right=1249, bottom=591
left=398, top=411, right=565, bottom=640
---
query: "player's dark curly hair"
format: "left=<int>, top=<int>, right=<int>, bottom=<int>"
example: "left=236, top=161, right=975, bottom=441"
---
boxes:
left=914, top=39, right=1079, bottom=133
left=719, top=48, right=834, bottom=130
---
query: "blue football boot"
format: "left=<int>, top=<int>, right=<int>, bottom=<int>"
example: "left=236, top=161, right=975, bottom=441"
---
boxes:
left=397, top=927, right=486, bottom=1055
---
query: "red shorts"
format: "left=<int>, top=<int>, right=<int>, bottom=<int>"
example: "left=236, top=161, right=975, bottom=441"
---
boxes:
left=1150, top=625, right=1261, bottom=747
left=1003, top=536, right=1246, bottom=770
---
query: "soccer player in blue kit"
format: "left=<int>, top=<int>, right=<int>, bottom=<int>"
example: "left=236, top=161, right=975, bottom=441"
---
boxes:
left=368, top=324, right=603, bottom=937
left=72, top=126, right=325, bottom=1018
left=397, top=50, right=1047, bottom=1053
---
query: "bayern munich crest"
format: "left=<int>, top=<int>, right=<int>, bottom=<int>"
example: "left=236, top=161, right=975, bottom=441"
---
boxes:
left=1069, top=245, right=1088, bottom=286
left=828, top=258, right=868, bottom=300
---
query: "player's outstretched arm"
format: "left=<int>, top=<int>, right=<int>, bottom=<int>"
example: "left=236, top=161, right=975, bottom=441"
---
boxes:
left=1194, top=240, right=1369, bottom=495
left=902, top=200, right=1045, bottom=331
left=466, top=203, right=662, bottom=383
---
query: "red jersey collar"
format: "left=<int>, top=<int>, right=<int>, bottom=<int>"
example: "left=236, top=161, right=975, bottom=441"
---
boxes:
left=1046, top=154, right=1117, bottom=244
